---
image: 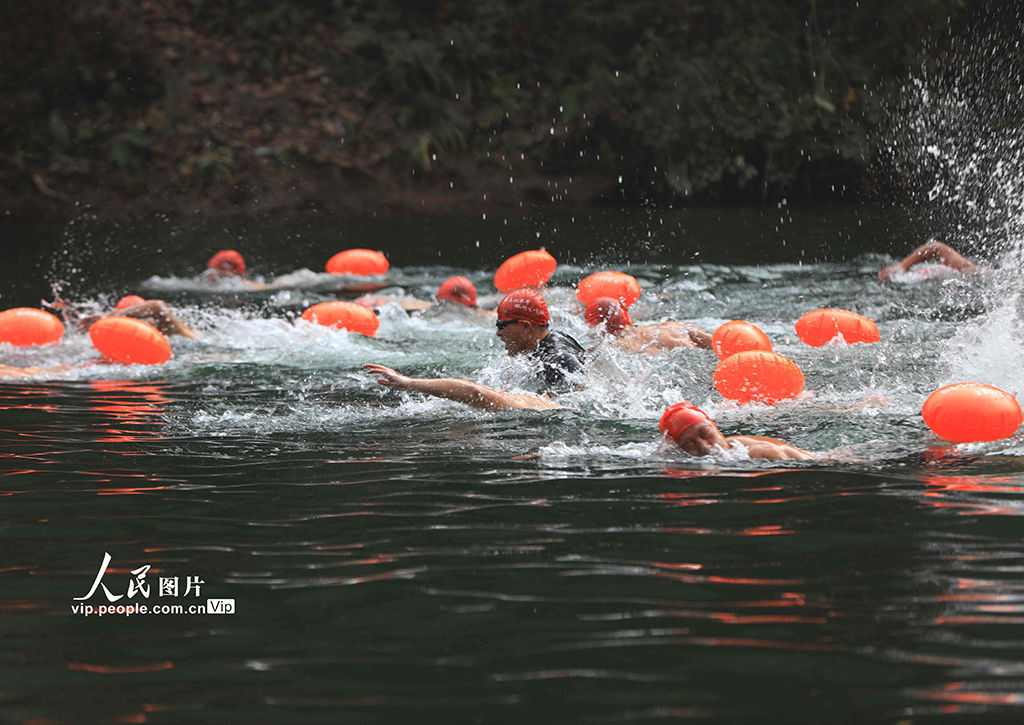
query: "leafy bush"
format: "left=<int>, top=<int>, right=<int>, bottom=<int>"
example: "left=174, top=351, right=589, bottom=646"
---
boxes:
left=0, top=0, right=978, bottom=206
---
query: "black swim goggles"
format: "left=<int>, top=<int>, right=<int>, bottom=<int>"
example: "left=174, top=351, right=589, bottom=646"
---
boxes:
left=495, top=319, right=517, bottom=330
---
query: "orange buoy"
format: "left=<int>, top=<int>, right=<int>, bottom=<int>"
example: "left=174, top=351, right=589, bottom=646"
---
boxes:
left=325, top=249, right=390, bottom=276
left=0, top=308, right=65, bottom=346
left=712, top=320, right=772, bottom=360
left=713, top=350, right=804, bottom=404
left=494, top=249, right=557, bottom=292
left=795, top=308, right=880, bottom=347
left=575, top=271, right=642, bottom=308
left=921, top=383, right=1023, bottom=443
left=301, top=301, right=380, bottom=336
left=89, top=317, right=172, bottom=365
left=114, top=295, right=146, bottom=310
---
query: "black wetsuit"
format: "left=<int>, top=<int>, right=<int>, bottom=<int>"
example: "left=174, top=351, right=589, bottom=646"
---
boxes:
left=530, top=330, right=585, bottom=393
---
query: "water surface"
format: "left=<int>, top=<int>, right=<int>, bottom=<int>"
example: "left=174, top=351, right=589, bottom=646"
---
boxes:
left=2, top=209, right=1023, bottom=723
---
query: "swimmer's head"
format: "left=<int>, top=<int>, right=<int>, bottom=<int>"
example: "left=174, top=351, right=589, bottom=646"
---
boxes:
left=584, top=297, right=631, bottom=334
left=437, top=276, right=477, bottom=307
left=208, top=249, right=246, bottom=276
left=114, top=295, right=146, bottom=310
left=659, top=402, right=726, bottom=456
left=496, top=288, right=550, bottom=354
left=497, top=288, right=549, bottom=326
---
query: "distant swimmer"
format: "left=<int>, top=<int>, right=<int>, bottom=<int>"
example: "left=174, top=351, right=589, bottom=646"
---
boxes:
left=355, top=276, right=497, bottom=320
left=585, top=298, right=713, bottom=354
left=83, top=298, right=196, bottom=338
left=659, top=401, right=814, bottom=460
left=364, top=288, right=585, bottom=410
left=203, top=249, right=268, bottom=289
left=45, top=296, right=196, bottom=338
left=878, top=240, right=979, bottom=281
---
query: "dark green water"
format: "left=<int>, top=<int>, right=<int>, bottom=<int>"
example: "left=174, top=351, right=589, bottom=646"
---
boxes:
left=2, top=208, right=1024, bottom=723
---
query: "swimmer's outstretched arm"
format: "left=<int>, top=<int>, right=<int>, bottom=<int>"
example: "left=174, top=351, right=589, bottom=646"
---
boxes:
left=74, top=300, right=197, bottom=338
left=727, top=436, right=815, bottom=461
left=686, top=326, right=713, bottom=350
left=120, top=300, right=197, bottom=338
left=0, top=363, right=77, bottom=379
left=364, top=363, right=559, bottom=411
left=879, top=240, right=978, bottom=280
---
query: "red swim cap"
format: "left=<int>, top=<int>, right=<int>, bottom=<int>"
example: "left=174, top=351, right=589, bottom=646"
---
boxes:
left=437, top=276, right=477, bottom=307
left=497, top=288, right=549, bottom=326
left=659, top=402, right=714, bottom=442
left=208, top=249, right=246, bottom=276
left=114, top=295, right=146, bottom=310
left=584, top=297, right=631, bottom=334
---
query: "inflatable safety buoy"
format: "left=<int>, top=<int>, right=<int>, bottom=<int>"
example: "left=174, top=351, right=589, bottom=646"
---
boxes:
left=713, top=350, right=804, bottom=404
left=921, top=383, right=1023, bottom=443
left=795, top=308, right=880, bottom=347
left=114, top=295, right=146, bottom=310
left=89, top=317, right=172, bottom=365
left=494, top=249, right=557, bottom=292
left=575, top=271, right=642, bottom=308
left=301, top=301, right=380, bottom=336
left=325, top=249, right=390, bottom=276
left=0, top=308, right=65, bottom=346
left=712, top=320, right=772, bottom=360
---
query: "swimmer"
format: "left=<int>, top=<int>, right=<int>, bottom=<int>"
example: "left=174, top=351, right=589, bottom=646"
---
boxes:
left=78, top=297, right=196, bottom=338
left=495, top=288, right=585, bottom=392
left=44, top=296, right=196, bottom=338
left=355, top=276, right=497, bottom=320
left=202, top=249, right=268, bottom=289
left=878, top=240, right=979, bottom=280
left=435, top=276, right=496, bottom=318
left=660, top=401, right=815, bottom=460
left=364, top=288, right=585, bottom=410
left=585, top=298, right=713, bottom=354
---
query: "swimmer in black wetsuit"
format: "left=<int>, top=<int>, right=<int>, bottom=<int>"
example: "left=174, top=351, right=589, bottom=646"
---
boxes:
left=493, top=288, right=584, bottom=393
left=365, top=288, right=585, bottom=410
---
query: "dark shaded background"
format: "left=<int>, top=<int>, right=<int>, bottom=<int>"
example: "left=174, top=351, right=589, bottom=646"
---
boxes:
left=2, top=0, right=1019, bottom=222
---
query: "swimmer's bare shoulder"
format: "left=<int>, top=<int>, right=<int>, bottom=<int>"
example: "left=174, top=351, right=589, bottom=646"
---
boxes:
left=727, top=436, right=815, bottom=461
left=614, top=322, right=710, bottom=354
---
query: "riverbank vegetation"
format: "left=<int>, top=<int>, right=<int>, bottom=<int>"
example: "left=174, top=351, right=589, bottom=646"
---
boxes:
left=1, top=0, right=986, bottom=220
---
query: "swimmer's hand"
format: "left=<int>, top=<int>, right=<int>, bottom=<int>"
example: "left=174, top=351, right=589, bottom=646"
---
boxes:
left=878, top=264, right=902, bottom=281
left=364, top=363, right=413, bottom=391
left=75, top=313, right=104, bottom=333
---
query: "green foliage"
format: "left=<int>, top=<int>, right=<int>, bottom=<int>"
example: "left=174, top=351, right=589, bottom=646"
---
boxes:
left=111, top=130, right=151, bottom=171
left=0, top=0, right=978, bottom=204
left=180, top=146, right=234, bottom=187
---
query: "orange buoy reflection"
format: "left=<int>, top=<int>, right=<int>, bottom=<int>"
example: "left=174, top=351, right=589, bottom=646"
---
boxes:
left=920, top=474, right=1024, bottom=516
left=90, top=380, right=170, bottom=443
